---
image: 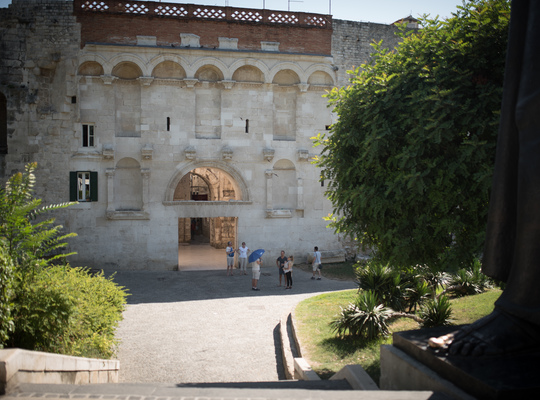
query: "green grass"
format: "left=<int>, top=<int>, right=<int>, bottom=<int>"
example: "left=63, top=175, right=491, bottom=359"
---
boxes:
left=295, top=261, right=357, bottom=281
left=293, top=288, right=502, bottom=384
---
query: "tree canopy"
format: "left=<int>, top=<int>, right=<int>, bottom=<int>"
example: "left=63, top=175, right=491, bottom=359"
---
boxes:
left=315, top=0, right=511, bottom=271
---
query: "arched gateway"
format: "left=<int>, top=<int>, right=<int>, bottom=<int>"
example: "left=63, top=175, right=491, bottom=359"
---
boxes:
left=165, top=161, right=251, bottom=270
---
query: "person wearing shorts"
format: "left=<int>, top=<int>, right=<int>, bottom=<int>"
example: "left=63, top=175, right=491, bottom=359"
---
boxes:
left=276, top=250, right=287, bottom=286
left=312, top=246, right=322, bottom=280
left=252, top=257, right=262, bottom=291
left=226, top=241, right=235, bottom=276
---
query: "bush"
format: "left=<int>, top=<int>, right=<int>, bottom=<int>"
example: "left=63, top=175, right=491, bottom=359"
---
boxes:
left=10, top=265, right=128, bottom=358
left=419, top=295, right=453, bottom=328
left=0, top=242, right=14, bottom=346
left=330, top=290, right=393, bottom=340
left=444, top=259, right=493, bottom=297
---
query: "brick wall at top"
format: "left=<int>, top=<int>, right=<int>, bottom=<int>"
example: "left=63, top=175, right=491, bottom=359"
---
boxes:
left=74, top=0, right=332, bottom=55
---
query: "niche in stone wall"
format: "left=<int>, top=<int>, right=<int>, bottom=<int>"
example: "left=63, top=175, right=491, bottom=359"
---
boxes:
left=114, top=157, right=143, bottom=211
left=113, top=62, right=142, bottom=137
left=78, top=61, right=104, bottom=76
left=152, top=61, right=186, bottom=79
left=272, top=69, right=299, bottom=141
left=195, top=66, right=224, bottom=139
left=272, top=159, right=296, bottom=209
left=307, top=71, right=334, bottom=86
left=232, top=66, right=264, bottom=83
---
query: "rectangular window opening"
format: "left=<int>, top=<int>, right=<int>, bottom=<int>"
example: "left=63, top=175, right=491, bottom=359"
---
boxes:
left=77, top=172, right=91, bottom=201
left=245, top=119, right=249, bottom=133
left=82, top=124, right=95, bottom=147
left=325, top=125, right=331, bottom=131
left=167, top=117, right=171, bottom=131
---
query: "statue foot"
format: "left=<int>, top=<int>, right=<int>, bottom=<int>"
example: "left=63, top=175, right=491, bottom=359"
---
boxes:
left=429, top=309, right=540, bottom=357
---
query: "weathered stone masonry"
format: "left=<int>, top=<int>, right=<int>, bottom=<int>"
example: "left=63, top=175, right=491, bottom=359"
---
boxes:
left=0, top=0, right=400, bottom=270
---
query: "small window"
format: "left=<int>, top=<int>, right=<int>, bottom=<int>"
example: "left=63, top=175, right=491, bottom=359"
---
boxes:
left=245, top=119, right=249, bottom=133
left=82, top=124, right=95, bottom=147
left=70, top=171, right=98, bottom=202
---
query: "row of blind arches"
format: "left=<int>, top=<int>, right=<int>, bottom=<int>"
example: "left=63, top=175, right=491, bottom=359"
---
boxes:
left=78, top=60, right=335, bottom=86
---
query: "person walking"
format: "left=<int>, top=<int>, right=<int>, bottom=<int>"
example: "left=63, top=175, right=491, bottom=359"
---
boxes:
left=252, top=257, right=262, bottom=291
left=311, top=246, right=322, bottom=280
left=226, top=241, right=235, bottom=276
left=284, top=255, right=294, bottom=289
left=237, top=242, right=250, bottom=275
left=276, top=250, right=287, bottom=286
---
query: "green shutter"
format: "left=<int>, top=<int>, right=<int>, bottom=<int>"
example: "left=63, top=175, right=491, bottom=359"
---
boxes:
left=90, top=171, right=98, bottom=201
left=70, top=171, right=77, bottom=201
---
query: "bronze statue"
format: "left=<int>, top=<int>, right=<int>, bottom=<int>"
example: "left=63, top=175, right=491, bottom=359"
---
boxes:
left=432, top=0, right=540, bottom=357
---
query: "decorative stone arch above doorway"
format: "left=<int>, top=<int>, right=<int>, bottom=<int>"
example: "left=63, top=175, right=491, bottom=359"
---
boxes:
left=164, top=161, right=251, bottom=202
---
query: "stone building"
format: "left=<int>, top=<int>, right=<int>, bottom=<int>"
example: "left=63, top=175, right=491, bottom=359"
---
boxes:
left=0, top=0, right=401, bottom=270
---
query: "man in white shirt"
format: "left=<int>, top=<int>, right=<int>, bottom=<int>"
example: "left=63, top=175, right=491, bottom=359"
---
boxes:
left=237, top=242, right=250, bottom=275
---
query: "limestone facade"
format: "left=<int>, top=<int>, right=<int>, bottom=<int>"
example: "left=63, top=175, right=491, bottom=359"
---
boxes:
left=0, top=0, right=400, bottom=270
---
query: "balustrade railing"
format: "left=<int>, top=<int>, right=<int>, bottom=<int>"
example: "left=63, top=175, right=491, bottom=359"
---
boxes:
left=74, top=0, right=331, bottom=28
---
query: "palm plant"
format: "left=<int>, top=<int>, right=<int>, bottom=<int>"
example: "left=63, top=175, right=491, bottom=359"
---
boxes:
left=419, top=295, right=453, bottom=328
left=330, top=290, right=393, bottom=340
left=441, top=259, right=493, bottom=297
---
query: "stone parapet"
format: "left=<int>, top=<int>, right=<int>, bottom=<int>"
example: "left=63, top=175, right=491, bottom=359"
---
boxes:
left=0, top=348, right=119, bottom=395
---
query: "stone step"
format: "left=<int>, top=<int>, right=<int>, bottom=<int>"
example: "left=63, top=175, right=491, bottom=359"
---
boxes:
left=4, top=382, right=448, bottom=400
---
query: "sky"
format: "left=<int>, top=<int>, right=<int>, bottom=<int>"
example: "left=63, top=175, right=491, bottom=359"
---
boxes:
left=0, top=0, right=465, bottom=25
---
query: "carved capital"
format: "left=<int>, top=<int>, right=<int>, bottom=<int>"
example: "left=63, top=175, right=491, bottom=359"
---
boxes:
left=221, top=146, right=233, bottom=161
left=183, top=78, right=199, bottom=88
left=100, top=75, right=115, bottom=85
left=297, top=83, right=310, bottom=92
left=141, top=144, right=153, bottom=160
left=138, top=76, right=154, bottom=86
left=297, top=149, right=309, bottom=161
left=102, top=145, right=114, bottom=160
left=222, top=80, right=235, bottom=90
left=185, top=146, right=196, bottom=160
left=105, top=168, right=115, bottom=178
left=263, top=148, right=275, bottom=162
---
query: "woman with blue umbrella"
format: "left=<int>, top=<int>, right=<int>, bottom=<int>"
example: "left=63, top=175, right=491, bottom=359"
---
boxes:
left=249, top=249, right=265, bottom=291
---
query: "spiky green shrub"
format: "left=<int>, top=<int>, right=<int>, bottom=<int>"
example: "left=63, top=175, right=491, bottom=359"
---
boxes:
left=419, top=295, right=453, bottom=328
left=330, top=290, right=393, bottom=340
left=355, top=262, right=405, bottom=311
left=443, top=259, right=493, bottom=297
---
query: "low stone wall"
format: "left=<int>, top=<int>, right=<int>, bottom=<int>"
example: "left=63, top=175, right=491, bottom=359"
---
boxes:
left=0, top=348, right=119, bottom=395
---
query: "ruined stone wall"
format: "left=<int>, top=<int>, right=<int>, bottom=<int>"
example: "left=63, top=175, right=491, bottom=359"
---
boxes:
left=332, top=19, right=402, bottom=87
left=0, top=0, right=79, bottom=197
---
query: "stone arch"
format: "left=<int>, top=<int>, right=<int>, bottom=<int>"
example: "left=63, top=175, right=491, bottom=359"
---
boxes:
left=173, top=167, right=237, bottom=201
left=195, top=65, right=224, bottom=82
left=305, top=64, right=336, bottom=85
left=190, top=58, right=229, bottom=80
left=272, top=159, right=297, bottom=209
left=307, top=70, right=335, bottom=86
left=272, top=69, right=301, bottom=85
left=112, top=61, right=143, bottom=80
left=0, top=92, right=6, bottom=154
left=230, top=59, right=270, bottom=83
left=166, top=161, right=250, bottom=202
left=78, top=61, right=104, bottom=76
left=115, top=157, right=143, bottom=210
left=109, top=53, right=147, bottom=76
left=78, top=54, right=111, bottom=75
left=152, top=60, right=186, bottom=79
left=232, top=65, right=264, bottom=83
left=270, top=63, right=305, bottom=84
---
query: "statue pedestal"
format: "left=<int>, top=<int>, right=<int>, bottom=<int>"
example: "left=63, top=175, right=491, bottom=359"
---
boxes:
left=380, top=326, right=540, bottom=399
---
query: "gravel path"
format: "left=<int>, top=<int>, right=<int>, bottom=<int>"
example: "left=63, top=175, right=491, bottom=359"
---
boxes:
left=111, top=268, right=356, bottom=383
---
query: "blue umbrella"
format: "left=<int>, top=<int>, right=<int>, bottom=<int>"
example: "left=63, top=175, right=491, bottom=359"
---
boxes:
left=249, top=249, right=265, bottom=263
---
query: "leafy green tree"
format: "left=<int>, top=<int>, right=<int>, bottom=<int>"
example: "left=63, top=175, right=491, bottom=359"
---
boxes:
left=315, top=0, right=510, bottom=271
left=0, top=162, right=76, bottom=348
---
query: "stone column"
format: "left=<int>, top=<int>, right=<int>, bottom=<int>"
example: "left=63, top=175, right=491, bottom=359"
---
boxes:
left=297, top=177, right=304, bottom=210
left=265, top=169, right=273, bottom=210
left=141, top=168, right=150, bottom=211
left=105, top=168, right=115, bottom=213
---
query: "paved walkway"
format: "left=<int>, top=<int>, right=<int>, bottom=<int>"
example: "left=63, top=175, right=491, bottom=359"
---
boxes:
left=111, top=266, right=357, bottom=383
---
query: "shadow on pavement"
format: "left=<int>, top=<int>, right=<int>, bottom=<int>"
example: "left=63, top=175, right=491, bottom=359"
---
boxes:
left=108, top=268, right=357, bottom=305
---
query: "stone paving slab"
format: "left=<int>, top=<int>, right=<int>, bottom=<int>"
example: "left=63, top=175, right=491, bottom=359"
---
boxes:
left=110, top=268, right=357, bottom=383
